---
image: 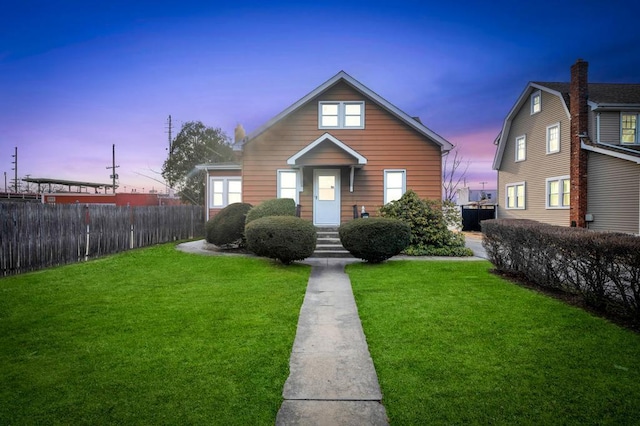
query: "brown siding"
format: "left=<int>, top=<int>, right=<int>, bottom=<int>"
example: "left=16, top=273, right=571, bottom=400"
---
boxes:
left=497, top=89, right=571, bottom=226
left=297, top=141, right=358, bottom=166
left=242, top=81, right=442, bottom=224
left=587, top=152, right=639, bottom=234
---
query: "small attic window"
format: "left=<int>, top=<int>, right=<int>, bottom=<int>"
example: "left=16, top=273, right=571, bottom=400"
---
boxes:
left=531, top=90, right=541, bottom=114
left=319, top=101, right=365, bottom=129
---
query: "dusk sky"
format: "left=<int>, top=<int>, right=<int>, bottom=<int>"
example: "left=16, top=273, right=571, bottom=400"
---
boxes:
left=2, top=0, right=640, bottom=194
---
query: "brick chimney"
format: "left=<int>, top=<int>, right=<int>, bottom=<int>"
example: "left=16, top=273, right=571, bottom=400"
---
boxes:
left=569, top=59, right=589, bottom=228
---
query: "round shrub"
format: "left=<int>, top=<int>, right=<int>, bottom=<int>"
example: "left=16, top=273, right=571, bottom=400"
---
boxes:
left=245, top=216, right=317, bottom=264
left=245, top=198, right=297, bottom=225
left=339, top=218, right=411, bottom=263
left=205, top=202, right=253, bottom=247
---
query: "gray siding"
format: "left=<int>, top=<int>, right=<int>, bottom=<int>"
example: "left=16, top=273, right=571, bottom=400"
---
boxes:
left=587, top=152, right=639, bottom=234
left=598, top=111, right=621, bottom=144
left=497, top=89, right=571, bottom=226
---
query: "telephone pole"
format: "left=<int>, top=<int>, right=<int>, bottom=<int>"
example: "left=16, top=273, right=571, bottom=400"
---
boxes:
left=166, top=115, right=173, bottom=155
left=11, top=147, right=18, bottom=193
left=106, top=144, right=119, bottom=194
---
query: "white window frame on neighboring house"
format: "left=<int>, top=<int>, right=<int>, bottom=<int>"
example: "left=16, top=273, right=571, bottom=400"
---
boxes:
left=209, top=177, right=242, bottom=208
left=515, top=135, right=526, bottom=162
left=384, top=169, right=406, bottom=204
left=277, top=169, right=301, bottom=204
left=546, top=122, right=560, bottom=154
left=546, top=175, right=570, bottom=209
left=621, top=112, right=639, bottom=144
left=505, top=182, right=525, bottom=209
left=319, top=101, right=365, bottom=129
left=531, top=90, right=541, bottom=114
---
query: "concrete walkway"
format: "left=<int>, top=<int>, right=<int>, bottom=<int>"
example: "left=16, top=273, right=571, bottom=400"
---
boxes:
left=176, top=234, right=487, bottom=425
left=276, top=258, right=389, bottom=426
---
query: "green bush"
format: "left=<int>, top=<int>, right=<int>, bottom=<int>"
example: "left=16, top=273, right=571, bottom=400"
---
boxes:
left=245, top=216, right=317, bottom=265
left=245, top=198, right=297, bottom=225
left=339, top=218, right=411, bottom=263
left=379, top=190, right=472, bottom=256
left=205, top=202, right=253, bottom=247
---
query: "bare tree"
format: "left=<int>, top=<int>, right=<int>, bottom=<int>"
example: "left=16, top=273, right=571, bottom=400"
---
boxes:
left=442, top=148, right=470, bottom=202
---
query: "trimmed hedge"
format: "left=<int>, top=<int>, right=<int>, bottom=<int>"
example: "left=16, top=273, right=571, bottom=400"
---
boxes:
left=482, top=219, right=640, bottom=323
left=379, top=189, right=472, bottom=256
left=205, top=202, right=252, bottom=247
left=245, top=198, right=296, bottom=225
left=245, top=216, right=317, bottom=264
left=339, top=217, right=411, bottom=263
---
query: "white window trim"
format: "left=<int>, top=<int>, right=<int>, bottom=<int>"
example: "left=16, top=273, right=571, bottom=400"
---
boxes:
left=545, top=175, right=570, bottom=209
left=208, top=176, right=242, bottom=208
left=621, top=112, right=639, bottom=145
left=318, top=101, right=365, bottom=129
left=505, top=182, right=526, bottom=210
left=277, top=169, right=301, bottom=204
left=531, top=90, right=541, bottom=115
left=515, top=135, right=526, bottom=162
left=383, top=169, right=406, bottom=204
left=546, top=122, right=561, bottom=154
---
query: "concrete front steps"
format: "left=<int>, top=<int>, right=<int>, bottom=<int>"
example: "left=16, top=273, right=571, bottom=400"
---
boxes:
left=313, top=227, right=352, bottom=258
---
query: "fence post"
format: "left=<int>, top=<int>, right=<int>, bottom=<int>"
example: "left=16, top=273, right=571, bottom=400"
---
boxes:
left=129, top=206, right=134, bottom=249
left=84, top=204, right=90, bottom=261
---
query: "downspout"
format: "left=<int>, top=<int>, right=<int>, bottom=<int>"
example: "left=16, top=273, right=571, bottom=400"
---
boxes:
left=596, top=112, right=601, bottom=144
left=349, top=166, right=355, bottom=192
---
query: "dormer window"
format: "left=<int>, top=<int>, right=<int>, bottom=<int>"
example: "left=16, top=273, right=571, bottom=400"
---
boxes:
left=622, top=113, right=638, bottom=144
left=531, top=91, right=541, bottom=114
left=319, top=101, right=365, bottom=129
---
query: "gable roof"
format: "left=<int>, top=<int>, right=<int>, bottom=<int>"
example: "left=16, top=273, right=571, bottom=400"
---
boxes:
left=492, top=81, right=640, bottom=169
left=492, top=82, right=571, bottom=170
left=287, top=132, right=367, bottom=166
left=240, top=71, right=453, bottom=152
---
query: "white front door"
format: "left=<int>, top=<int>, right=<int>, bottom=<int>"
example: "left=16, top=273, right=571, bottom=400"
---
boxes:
left=313, top=169, right=340, bottom=226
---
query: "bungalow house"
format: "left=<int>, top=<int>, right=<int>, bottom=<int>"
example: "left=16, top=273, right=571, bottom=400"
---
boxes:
left=492, top=59, right=640, bottom=234
left=200, top=71, right=453, bottom=225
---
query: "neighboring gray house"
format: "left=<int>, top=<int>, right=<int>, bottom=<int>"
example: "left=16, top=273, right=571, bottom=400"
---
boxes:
left=493, top=59, right=640, bottom=234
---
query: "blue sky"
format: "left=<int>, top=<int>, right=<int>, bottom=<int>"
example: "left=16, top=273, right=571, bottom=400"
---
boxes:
left=2, top=0, right=639, bottom=193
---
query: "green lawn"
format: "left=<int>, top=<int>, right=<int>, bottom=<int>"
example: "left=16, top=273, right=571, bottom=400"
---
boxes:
left=0, top=244, right=310, bottom=425
left=347, top=260, right=640, bottom=425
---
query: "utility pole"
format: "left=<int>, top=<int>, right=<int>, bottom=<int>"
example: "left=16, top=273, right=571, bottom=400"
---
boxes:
left=11, top=147, right=18, bottom=193
left=106, top=144, right=120, bottom=194
left=479, top=181, right=488, bottom=190
left=165, top=115, right=173, bottom=195
left=3, top=171, right=6, bottom=192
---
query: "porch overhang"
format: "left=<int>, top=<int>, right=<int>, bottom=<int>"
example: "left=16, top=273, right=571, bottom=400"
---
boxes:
left=287, top=132, right=367, bottom=167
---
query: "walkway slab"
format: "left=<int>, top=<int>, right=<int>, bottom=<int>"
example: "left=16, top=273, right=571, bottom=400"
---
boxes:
left=277, top=260, right=388, bottom=425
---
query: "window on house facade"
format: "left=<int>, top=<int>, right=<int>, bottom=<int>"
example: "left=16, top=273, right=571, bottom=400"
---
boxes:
left=506, top=182, right=525, bottom=209
left=277, top=170, right=299, bottom=203
left=546, top=176, right=570, bottom=209
left=209, top=177, right=242, bottom=208
left=547, top=123, right=560, bottom=154
left=622, top=113, right=638, bottom=144
left=515, top=135, right=526, bottom=162
left=531, top=91, right=541, bottom=114
left=319, top=101, right=365, bottom=129
left=384, top=169, right=406, bottom=204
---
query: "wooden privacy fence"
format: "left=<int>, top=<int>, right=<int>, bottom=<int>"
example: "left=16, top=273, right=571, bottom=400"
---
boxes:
left=1, top=203, right=205, bottom=276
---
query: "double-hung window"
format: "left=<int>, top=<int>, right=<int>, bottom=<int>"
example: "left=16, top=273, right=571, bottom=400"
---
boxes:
left=384, top=169, right=406, bottom=204
left=531, top=90, right=541, bottom=114
left=277, top=170, right=300, bottom=204
left=515, top=135, right=526, bottom=162
left=209, top=177, right=242, bottom=208
left=319, top=101, right=365, bottom=129
left=547, top=123, right=560, bottom=154
left=546, top=176, right=570, bottom=209
left=622, top=113, right=638, bottom=144
left=505, top=182, right=525, bottom=209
